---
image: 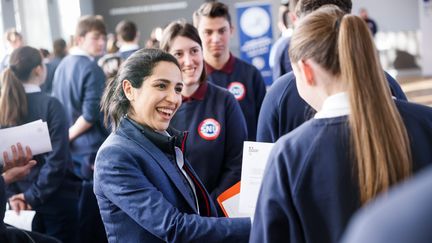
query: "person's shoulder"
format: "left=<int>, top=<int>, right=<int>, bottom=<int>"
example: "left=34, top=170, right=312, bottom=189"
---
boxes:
left=341, top=165, right=432, bottom=243
left=57, top=55, right=95, bottom=71
left=269, top=72, right=296, bottom=91
left=232, top=55, right=259, bottom=71
left=278, top=116, right=346, bottom=149
left=265, top=72, right=297, bottom=102
left=27, top=92, right=57, bottom=105
left=274, top=119, right=316, bottom=151
left=97, top=131, right=130, bottom=158
left=396, top=100, right=432, bottom=120
left=268, top=119, right=319, bottom=178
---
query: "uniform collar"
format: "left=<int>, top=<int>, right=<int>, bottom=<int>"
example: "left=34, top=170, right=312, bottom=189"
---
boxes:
left=69, top=47, right=95, bottom=61
left=119, top=43, right=140, bottom=52
left=126, top=117, right=188, bottom=154
left=22, top=83, right=41, bottom=93
left=182, top=82, right=208, bottom=102
left=205, top=53, right=235, bottom=75
left=314, top=92, right=350, bottom=119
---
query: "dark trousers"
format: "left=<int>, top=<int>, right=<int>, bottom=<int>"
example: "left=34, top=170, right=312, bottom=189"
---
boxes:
left=72, top=154, right=107, bottom=243
left=32, top=195, right=79, bottom=243
left=78, top=181, right=107, bottom=243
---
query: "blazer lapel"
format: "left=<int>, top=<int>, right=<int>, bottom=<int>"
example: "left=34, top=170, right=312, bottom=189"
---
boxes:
left=118, top=119, right=198, bottom=213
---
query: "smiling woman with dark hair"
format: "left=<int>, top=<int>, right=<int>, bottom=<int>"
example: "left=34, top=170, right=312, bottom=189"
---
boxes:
left=95, top=48, right=250, bottom=243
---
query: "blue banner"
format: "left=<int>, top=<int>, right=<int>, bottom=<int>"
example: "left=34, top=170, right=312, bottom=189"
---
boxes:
left=235, top=2, right=273, bottom=86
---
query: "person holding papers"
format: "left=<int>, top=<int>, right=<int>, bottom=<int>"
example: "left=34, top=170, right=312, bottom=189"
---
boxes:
left=160, top=21, right=247, bottom=216
left=250, top=6, right=432, bottom=243
left=95, top=48, right=250, bottom=242
left=1, top=144, right=60, bottom=243
left=0, top=46, right=80, bottom=243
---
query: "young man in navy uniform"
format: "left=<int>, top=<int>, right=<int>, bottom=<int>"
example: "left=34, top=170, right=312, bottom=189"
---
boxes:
left=194, top=1, right=267, bottom=141
left=52, top=15, right=108, bottom=243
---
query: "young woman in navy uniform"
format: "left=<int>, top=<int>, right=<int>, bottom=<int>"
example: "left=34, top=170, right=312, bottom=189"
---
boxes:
left=0, top=46, right=80, bottom=243
left=160, top=21, right=247, bottom=214
left=250, top=6, right=432, bottom=243
left=95, top=48, right=250, bottom=242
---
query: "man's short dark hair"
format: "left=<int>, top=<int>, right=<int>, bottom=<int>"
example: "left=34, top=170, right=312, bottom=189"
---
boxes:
left=193, top=1, right=232, bottom=28
left=115, top=20, right=137, bottom=42
left=76, top=15, right=107, bottom=37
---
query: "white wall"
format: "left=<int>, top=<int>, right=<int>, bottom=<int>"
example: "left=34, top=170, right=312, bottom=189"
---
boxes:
left=352, top=0, right=419, bottom=32
left=419, top=0, right=432, bottom=76
left=17, top=0, right=52, bottom=49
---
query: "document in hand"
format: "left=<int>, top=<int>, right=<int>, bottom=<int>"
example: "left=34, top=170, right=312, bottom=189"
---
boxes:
left=4, top=210, right=36, bottom=231
left=217, top=141, right=274, bottom=218
left=239, top=141, right=274, bottom=217
left=0, top=119, right=52, bottom=165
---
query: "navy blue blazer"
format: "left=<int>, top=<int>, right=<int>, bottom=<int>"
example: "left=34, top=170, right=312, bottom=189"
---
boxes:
left=94, top=119, right=250, bottom=243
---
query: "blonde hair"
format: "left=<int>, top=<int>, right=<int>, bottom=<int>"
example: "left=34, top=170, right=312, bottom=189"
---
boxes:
left=289, top=5, right=412, bottom=204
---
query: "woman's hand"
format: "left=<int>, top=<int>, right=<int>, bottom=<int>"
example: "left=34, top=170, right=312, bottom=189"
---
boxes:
left=9, top=193, right=32, bottom=214
left=2, top=143, right=37, bottom=184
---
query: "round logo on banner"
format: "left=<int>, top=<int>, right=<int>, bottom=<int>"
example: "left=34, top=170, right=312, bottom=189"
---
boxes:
left=252, top=56, right=265, bottom=70
left=240, top=7, right=271, bottom=38
left=228, top=82, right=246, bottom=101
left=198, top=118, right=221, bottom=140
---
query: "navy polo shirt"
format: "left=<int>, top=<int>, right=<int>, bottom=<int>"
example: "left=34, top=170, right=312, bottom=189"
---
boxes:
left=205, top=53, right=266, bottom=141
left=170, top=82, right=247, bottom=201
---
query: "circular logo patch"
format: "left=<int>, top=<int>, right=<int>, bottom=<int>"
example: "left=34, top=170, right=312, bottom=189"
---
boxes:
left=198, top=118, right=221, bottom=140
left=227, top=82, right=246, bottom=101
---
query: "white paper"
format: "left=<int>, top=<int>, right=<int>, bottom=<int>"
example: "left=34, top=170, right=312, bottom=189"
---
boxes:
left=221, top=193, right=250, bottom=218
left=0, top=120, right=52, bottom=164
left=239, top=141, right=274, bottom=216
left=4, top=210, right=36, bottom=231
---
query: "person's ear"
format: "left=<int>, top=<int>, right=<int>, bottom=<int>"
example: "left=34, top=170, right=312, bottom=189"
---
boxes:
left=34, top=65, right=44, bottom=77
left=298, top=59, right=315, bottom=86
left=289, top=12, right=297, bottom=26
left=122, top=79, right=135, bottom=101
left=75, top=35, right=85, bottom=47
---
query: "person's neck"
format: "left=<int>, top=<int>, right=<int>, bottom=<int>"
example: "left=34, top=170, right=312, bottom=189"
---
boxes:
left=182, top=82, right=200, bottom=97
left=314, top=75, right=346, bottom=111
left=204, top=51, right=230, bottom=70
